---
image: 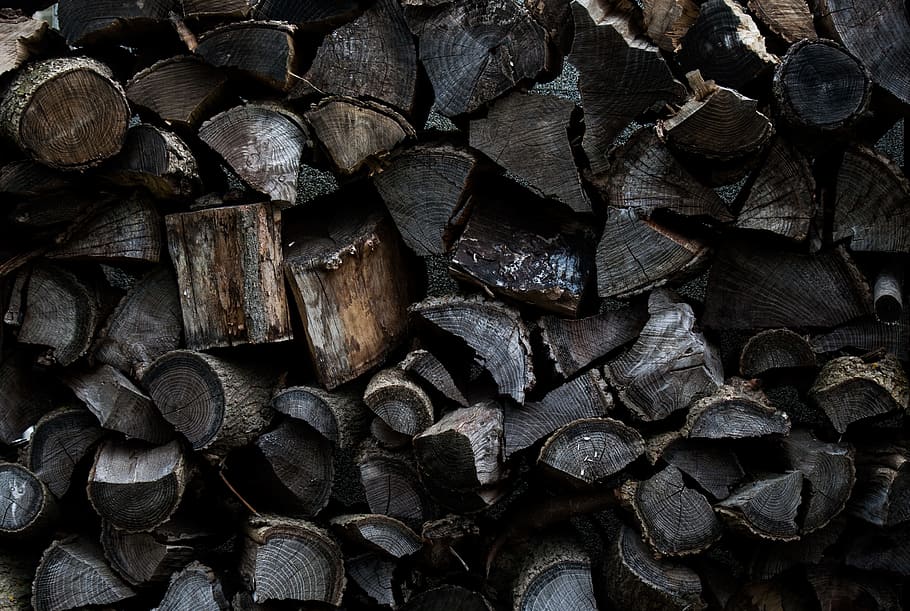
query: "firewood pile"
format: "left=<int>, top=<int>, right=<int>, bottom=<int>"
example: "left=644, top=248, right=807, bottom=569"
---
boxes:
left=0, top=0, right=909, bottom=609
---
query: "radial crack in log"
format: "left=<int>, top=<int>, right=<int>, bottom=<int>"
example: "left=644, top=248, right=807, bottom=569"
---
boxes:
left=0, top=462, right=55, bottom=538
left=662, top=438, right=744, bottom=500
left=154, top=561, right=229, bottom=611
left=716, top=471, right=803, bottom=541
left=357, top=444, right=434, bottom=526
left=27, top=407, right=103, bottom=498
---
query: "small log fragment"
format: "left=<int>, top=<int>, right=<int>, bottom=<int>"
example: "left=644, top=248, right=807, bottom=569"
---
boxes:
left=57, top=0, right=171, bottom=45
left=154, top=562, right=229, bottom=611
left=347, top=554, right=397, bottom=608
left=808, top=353, right=909, bottom=434
left=399, top=349, right=469, bottom=407
left=306, top=97, right=415, bottom=175
left=358, top=445, right=434, bottom=525
left=740, top=329, right=816, bottom=378
left=272, top=385, right=369, bottom=449
left=330, top=513, right=421, bottom=559
left=103, top=124, right=201, bottom=200
left=450, top=197, right=595, bottom=316
left=512, top=537, right=597, bottom=611
left=703, top=241, right=872, bottom=329
left=604, top=525, right=705, bottom=611
left=241, top=515, right=346, bottom=606
left=198, top=104, right=309, bottom=205
left=166, top=202, right=292, bottom=350
left=642, top=0, right=698, bottom=52
left=781, top=429, right=854, bottom=533
left=373, top=143, right=479, bottom=256
left=402, top=586, right=494, bottom=611
left=747, top=0, right=814, bottom=44
left=849, top=442, right=910, bottom=527
left=410, top=296, right=534, bottom=403
left=100, top=519, right=208, bottom=587
left=404, top=0, right=551, bottom=116
left=93, top=267, right=182, bottom=379
left=0, top=11, right=58, bottom=77
left=662, top=439, right=744, bottom=500
left=64, top=364, right=172, bottom=443
left=874, top=262, right=904, bottom=323
left=251, top=0, right=366, bottom=28
left=538, top=417, right=644, bottom=485
left=0, top=463, right=55, bottom=538
left=569, top=1, right=686, bottom=174
left=607, top=289, right=723, bottom=422
left=196, top=21, right=298, bottom=90
left=28, top=408, right=103, bottom=498
left=812, top=315, right=910, bottom=360
left=625, top=465, right=723, bottom=556
left=469, top=92, right=589, bottom=213
left=716, top=472, right=803, bottom=541
left=0, top=57, right=129, bottom=169
left=32, top=536, right=136, bottom=611
left=181, top=0, right=250, bottom=18
left=143, top=350, right=275, bottom=454
left=677, top=0, right=778, bottom=91
left=126, top=56, right=229, bottom=129
left=685, top=380, right=791, bottom=440
left=503, top=369, right=612, bottom=459
left=365, top=368, right=435, bottom=438
left=285, top=206, right=413, bottom=389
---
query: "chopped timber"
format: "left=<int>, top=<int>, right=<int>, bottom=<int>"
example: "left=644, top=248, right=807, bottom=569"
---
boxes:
left=402, top=586, right=494, bottom=611
left=740, top=329, right=816, bottom=378
left=662, top=439, right=744, bottom=500
left=811, top=315, right=910, bottom=361
left=364, top=368, right=435, bottom=438
left=126, top=56, right=229, bottom=129
left=251, top=0, right=367, bottom=28
left=747, top=0, right=815, bottom=44
left=181, top=0, right=250, bottom=18
left=330, top=513, right=421, bottom=559
left=0, top=57, right=129, bottom=169
left=512, top=537, right=597, bottom=611
left=357, top=444, right=434, bottom=526
left=403, top=0, right=551, bottom=116
left=399, top=349, right=469, bottom=407
left=525, top=0, right=574, bottom=55
left=538, top=417, right=644, bottom=485
left=0, top=10, right=59, bottom=77
left=143, top=350, right=275, bottom=454
left=715, top=472, right=803, bottom=541
left=196, top=21, right=298, bottom=90
left=32, top=536, right=136, bottom=611
left=642, top=0, right=699, bottom=52
left=469, top=92, right=590, bottom=213
left=748, top=518, right=845, bottom=580
left=241, top=515, right=346, bottom=606
left=154, top=562, right=229, bottom=611
left=806, top=565, right=903, bottom=611
left=284, top=205, right=414, bottom=389
left=684, top=380, right=791, bottom=440
left=0, top=352, right=54, bottom=445
left=410, top=296, right=535, bottom=403
left=781, top=429, right=854, bottom=533
left=607, top=289, right=723, bottom=422
left=272, top=385, right=370, bottom=449
left=100, top=519, right=207, bottom=587
left=808, top=353, right=909, bottom=434
left=370, top=406, right=419, bottom=449
left=874, top=262, right=905, bottom=323
left=846, top=522, right=910, bottom=576
left=166, top=202, right=292, bottom=350
left=0, top=463, right=55, bottom=538
left=449, top=197, right=595, bottom=316
left=57, top=0, right=171, bottom=46
left=346, top=553, right=397, bottom=607
left=27, top=407, right=103, bottom=498
left=103, top=124, right=202, bottom=200
left=849, top=442, right=910, bottom=527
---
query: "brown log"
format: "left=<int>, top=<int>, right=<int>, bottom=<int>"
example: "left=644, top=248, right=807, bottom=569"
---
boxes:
left=747, top=0, right=815, bottom=44
left=538, top=417, right=644, bottom=486
left=102, top=124, right=202, bottom=200
left=196, top=20, right=298, bottom=90
left=740, top=329, right=816, bottom=378
left=126, top=56, right=229, bottom=129
left=0, top=10, right=60, bottom=77
left=365, top=368, right=435, bottom=438
left=272, top=385, right=370, bottom=449
left=27, top=407, right=103, bottom=498
left=154, top=561, right=230, bottom=611
left=642, top=0, right=698, bottom=52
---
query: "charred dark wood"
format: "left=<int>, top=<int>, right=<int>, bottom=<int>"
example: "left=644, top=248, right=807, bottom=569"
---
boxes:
left=849, top=442, right=910, bottom=527
left=0, top=351, right=54, bottom=445
left=364, top=368, right=435, bottom=438
left=155, top=561, right=229, bottom=611
left=747, top=0, right=814, bottom=44
left=57, top=0, right=172, bottom=46
left=27, top=407, right=103, bottom=498
left=196, top=21, right=298, bottom=90
left=748, top=517, right=845, bottom=580
left=272, top=385, right=369, bottom=449
left=330, top=513, right=421, bottom=559
left=357, top=444, right=434, bottom=526
left=740, top=329, right=816, bottom=378
left=846, top=522, right=910, bottom=576
left=874, top=261, right=905, bottom=323
left=662, top=438, right=744, bottom=500
left=642, top=0, right=698, bottom=52
left=525, top=0, right=574, bottom=56
left=399, top=349, right=469, bottom=407
left=103, top=124, right=201, bottom=200
left=512, top=536, right=597, bottom=611
left=49, top=195, right=161, bottom=263
left=538, top=417, right=644, bottom=486
left=126, top=56, right=229, bottom=129
left=716, top=471, right=803, bottom=541
left=684, top=380, right=791, bottom=440
left=781, top=429, right=854, bottom=533
left=251, top=0, right=367, bottom=29
left=0, top=463, right=55, bottom=538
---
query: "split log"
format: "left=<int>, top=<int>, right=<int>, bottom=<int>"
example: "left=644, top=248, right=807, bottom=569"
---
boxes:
left=606, top=289, right=723, bottom=422
left=143, top=350, right=275, bottom=454
left=32, top=536, right=136, bottom=611
left=64, top=364, right=172, bottom=443
left=747, top=0, right=814, bottom=44
left=330, top=513, right=421, bottom=559
left=812, top=315, right=910, bottom=361
left=358, top=444, right=434, bottom=525
left=371, top=410, right=409, bottom=448
left=684, top=381, right=791, bottom=440
left=404, top=0, right=551, bottom=116
left=0, top=463, right=55, bottom=538
left=677, top=0, right=778, bottom=91
left=469, top=92, right=589, bottom=213
left=284, top=205, right=413, bottom=389
left=93, top=266, right=182, bottom=379
left=27, top=407, right=103, bottom=498
left=740, top=329, right=816, bottom=378
left=808, top=353, right=909, bottom=434
left=642, top=0, right=698, bottom=52
left=103, top=124, right=202, bottom=200
left=512, top=537, right=597, bottom=611
left=569, top=1, right=686, bottom=174
left=0, top=352, right=54, bottom=445
left=773, top=39, right=871, bottom=134
left=538, top=417, right=644, bottom=486
left=241, top=515, right=346, bottom=606
left=849, top=442, right=910, bottom=527
left=100, top=519, right=212, bottom=587
left=781, top=429, right=854, bottom=533
left=715, top=472, right=803, bottom=541
left=272, top=385, right=370, bottom=449
left=166, top=202, right=292, bottom=350
left=365, top=368, right=435, bottom=438
left=449, top=196, right=595, bottom=316
left=0, top=57, right=129, bottom=169
left=0, top=159, right=69, bottom=198
left=154, top=562, right=229, bottom=611
left=196, top=21, right=298, bottom=90
left=198, top=104, right=309, bottom=205
left=402, top=586, right=493, bottom=611
left=525, top=0, right=574, bottom=55
left=181, top=0, right=250, bottom=18
left=874, top=262, right=905, bottom=323
left=87, top=439, right=187, bottom=533
left=410, top=296, right=534, bottom=404
left=503, top=369, right=612, bottom=459
left=662, top=439, right=744, bottom=500
left=251, top=0, right=367, bottom=29
left=305, top=97, right=415, bottom=175
left=347, top=553, right=397, bottom=608
left=372, top=143, right=479, bottom=256
left=57, top=0, right=171, bottom=46
left=126, top=56, right=229, bottom=129
left=604, top=524, right=705, bottom=611
left=399, top=349, right=469, bottom=407
left=0, top=10, right=59, bottom=77
left=703, top=241, right=872, bottom=329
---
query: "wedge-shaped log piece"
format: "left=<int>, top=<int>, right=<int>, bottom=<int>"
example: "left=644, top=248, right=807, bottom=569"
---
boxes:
left=450, top=197, right=595, bottom=316
left=469, top=92, right=589, bottom=212
left=143, top=350, right=275, bottom=455
left=538, top=417, right=643, bottom=485
left=403, top=586, right=493, bottom=611
left=512, top=536, right=597, bottom=611
left=747, top=0, right=814, bottom=44
left=285, top=205, right=413, bottom=389
left=0, top=463, right=55, bottom=538
left=809, top=353, right=909, bottom=434
left=181, top=0, right=250, bottom=18
left=642, top=0, right=698, bottom=52
left=330, top=513, right=421, bottom=559
left=0, top=10, right=59, bottom=76
left=196, top=21, right=298, bottom=90
left=167, top=202, right=292, bottom=350
left=399, top=349, right=468, bottom=407
left=411, top=296, right=534, bottom=403
left=685, top=380, right=791, bottom=439
left=252, top=0, right=367, bottom=28
left=677, top=0, right=778, bottom=91
left=94, top=267, right=182, bottom=379
left=272, top=385, right=369, bottom=449
left=358, top=444, right=434, bottom=526
left=199, top=104, right=308, bottom=205
left=155, top=562, right=229, bottom=611
left=607, top=289, right=723, bottom=422
left=57, top=0, right=171, bottom=45
left=740, top=329, right=816, bottom=378
left=782, top=429, right=854, bottom=534
left=404, top=0, right=550, bottom=116
left=703, top=241, right=872, bottom=329
left=811, top=315, right=910, bottom=360
left=626, top=465, right=722, bottom=556
left=365, top=368, right=434, bottom=438
left=373, top=143, right=478, bottom=256
left=126, top=56, right=229, bottom=129
left=347, top=553, right=397, bottom=608
left=0, top=57, right=129, bottom=169
left=32, top=536, right=135, bottom=611
left=570, top=1, right=686, bottom=174
left=28, top=407, right=103, bottom=498
left=504, top=369, right=612, bottom=458
left=849, top=442, right=910, bottom=527
left=605, top=525, right=705, bottom=611
left=716, top=472, right=803, bottom=541
left=103, top=124, right=201, bottom=200
left=662, top=438, right=744, bottom=500
left=735, top=138, right=815, bottom=241
left=241, top=515, right=346, bottom=606
left=306, top=97, right=415, bottom=175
